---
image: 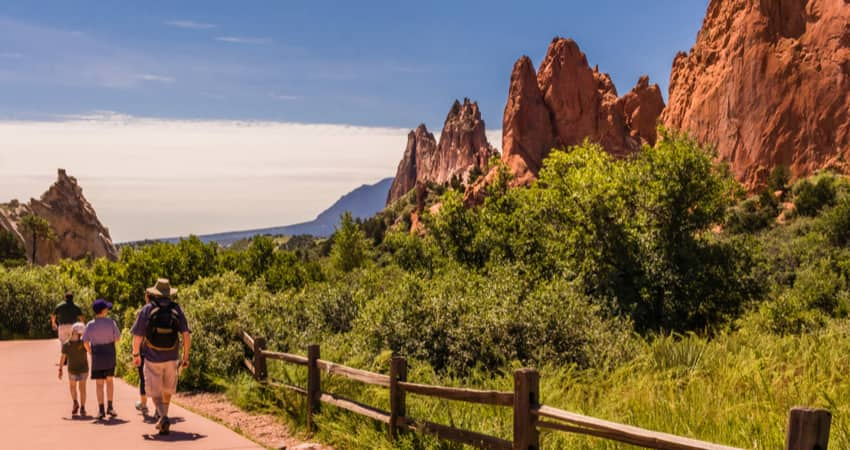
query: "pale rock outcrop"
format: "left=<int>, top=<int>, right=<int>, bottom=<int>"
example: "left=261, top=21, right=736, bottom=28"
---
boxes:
left=0, top=169, right=118, bottom=264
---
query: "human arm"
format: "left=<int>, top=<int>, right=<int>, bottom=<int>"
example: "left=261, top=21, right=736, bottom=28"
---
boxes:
left=181, top=331, right=191, bottom=368
left=132, top=335, right=143, bottom=367
left=50, top=313, right=57, bottom=331
left=58, top=353, right=65, bottom=379
left=177, top=305, right=191, bottom=368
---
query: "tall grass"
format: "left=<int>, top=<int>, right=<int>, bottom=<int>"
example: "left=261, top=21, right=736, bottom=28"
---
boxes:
left=228, top=318, right=850, bottom=449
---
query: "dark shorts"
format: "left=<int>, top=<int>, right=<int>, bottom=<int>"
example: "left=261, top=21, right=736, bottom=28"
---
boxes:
left=91, top=367, right=115, bottom=379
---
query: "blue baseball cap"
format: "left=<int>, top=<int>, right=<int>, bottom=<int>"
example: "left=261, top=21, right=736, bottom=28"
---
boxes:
left=92, top=298, right=112, bottom=313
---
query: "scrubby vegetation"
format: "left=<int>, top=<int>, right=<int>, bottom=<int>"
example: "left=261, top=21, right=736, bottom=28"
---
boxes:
left=3, top=132, right=850, bottom=448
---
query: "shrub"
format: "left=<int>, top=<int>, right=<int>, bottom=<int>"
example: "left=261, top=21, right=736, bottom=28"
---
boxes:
left=0, top=266, right=92, bottom=339
left=726, top=190, right=779, bottom=233
left=793, top=172, right=842, bottom=216
left=822, top=197, right=850, bottom=246
left=0, top=228, right=25, bottom=263
left=330, top=212, right=371, bottom=272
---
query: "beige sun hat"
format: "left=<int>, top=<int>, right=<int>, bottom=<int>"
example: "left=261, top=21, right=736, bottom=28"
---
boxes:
left=146, top=278, right=178, bottom=298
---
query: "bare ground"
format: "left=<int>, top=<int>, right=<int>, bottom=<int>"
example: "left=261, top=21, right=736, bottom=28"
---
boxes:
left=174, top=392, right=333, bottom=450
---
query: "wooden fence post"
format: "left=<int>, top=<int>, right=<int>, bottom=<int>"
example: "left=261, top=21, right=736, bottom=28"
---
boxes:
left=307, top=344, right=321, bottom=433
left=389, top=356, right=407, bottom=442
left=252, top=337, right=267, bottom=382
left=513, top=368, right=540, bottom=450
left=786, top=407, right=831, bottom=450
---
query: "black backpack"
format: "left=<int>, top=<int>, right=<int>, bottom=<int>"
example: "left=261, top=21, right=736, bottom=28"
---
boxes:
left=145, top=299, right=181, bottom=351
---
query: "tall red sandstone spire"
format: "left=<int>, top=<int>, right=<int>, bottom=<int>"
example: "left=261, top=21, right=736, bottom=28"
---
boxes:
left=481, top=37, right=663, bottom=199
left=663, top=0, right=850, bottom=189
left=387, top=99, right=496, bottom=205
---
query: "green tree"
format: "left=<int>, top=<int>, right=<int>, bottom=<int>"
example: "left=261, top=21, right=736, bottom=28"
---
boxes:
left=0, top=228, right=25, bottom=263
left=18, top=214, right=54, bottom=265
left=631, top=130, right=749, bottom=330
left=330, top=212, right=370, bottom=272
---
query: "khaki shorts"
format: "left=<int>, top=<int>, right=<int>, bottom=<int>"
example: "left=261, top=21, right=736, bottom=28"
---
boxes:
left=143, top=360, right=179, bottom=398
left=57, top=324, right=73, bottom=344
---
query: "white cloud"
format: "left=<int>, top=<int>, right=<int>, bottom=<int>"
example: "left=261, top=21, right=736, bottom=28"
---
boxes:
left=270, top=93, right=298, bottom=101
left=164, top=20, right=216, bottom=30
left=0, top=114, right=407, bottom=242
left=137, top=73, right=175, bottom=83
left=215, top=36, right=270, bottom=45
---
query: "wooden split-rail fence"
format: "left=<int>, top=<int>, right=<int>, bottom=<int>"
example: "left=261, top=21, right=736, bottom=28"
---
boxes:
left=240, top=331, right=831, bottom=450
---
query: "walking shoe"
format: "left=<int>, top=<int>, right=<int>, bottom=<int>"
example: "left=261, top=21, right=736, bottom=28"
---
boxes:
left=106, top=406, right=117, bottom=417
left=97, top=410, right=106, bottom=421
left=157, top=416, right=170, bottom=435
left=72, top=401, right=79, bottom=416
left=79, top=406, right=87, bottom=417
left=135, top=400, right=148, bottom=414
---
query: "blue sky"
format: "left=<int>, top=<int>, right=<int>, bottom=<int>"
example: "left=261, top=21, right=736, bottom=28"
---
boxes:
left=0, top=0, right=709, bottom=128
left=0, top=1, right=712, bottom=241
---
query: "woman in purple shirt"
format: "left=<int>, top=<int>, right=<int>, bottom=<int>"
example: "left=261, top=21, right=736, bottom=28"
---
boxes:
left=82, top=299, right=121, bottom=421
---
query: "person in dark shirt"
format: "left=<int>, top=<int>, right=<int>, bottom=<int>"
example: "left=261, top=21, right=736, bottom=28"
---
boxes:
left=134, top=292, right=152, bottom=416
left=51, top=291, right=84, bottom=347
left=59, top=322, right=89, bottom=417
left=131, top=279, right=191, bottom=435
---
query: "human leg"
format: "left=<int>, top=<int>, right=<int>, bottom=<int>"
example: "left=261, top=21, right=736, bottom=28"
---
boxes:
left=160, top=361, right=178, bottom=418
left=143, top=359, right=164, bottom=417
left=95, top=378, right=105, bottom=418
left=136, top=362, right=148, bottom=412
left=68, top=378, right=79, bottom=414
left=67, top=378, right=78, bottom=402
left=78, top=375, right=87, bottom=410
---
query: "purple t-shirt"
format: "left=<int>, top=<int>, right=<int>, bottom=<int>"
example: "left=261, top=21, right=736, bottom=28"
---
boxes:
left=131, top=300, right=190, bottom=363
left=83, top=317, right=121, bottom=371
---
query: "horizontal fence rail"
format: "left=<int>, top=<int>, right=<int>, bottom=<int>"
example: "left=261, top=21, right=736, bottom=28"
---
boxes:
left=239, top=331, right=831, bottom=450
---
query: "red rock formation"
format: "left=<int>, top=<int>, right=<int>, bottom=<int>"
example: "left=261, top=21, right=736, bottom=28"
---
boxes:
left=0, top=169, right=118, bottom=264
left=663, top=0, right=850, bottom=189
left=387, top=99, right=497, bottom=205
left=386, top=124, right=437, bottom=205
left=622, top=75, right=665, bottom=147
left=501, top=56, right=555, bottom=186
left=472, top=37, right=663, bottom=202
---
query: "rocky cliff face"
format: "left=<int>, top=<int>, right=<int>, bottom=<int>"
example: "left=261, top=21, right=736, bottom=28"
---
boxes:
left=0, top=169, right=118, bottom=264
left=663, top=0, right=850, bottom=189
left=387, top=99, right=497, bottom=205
left=386, top=124, right=438, bottom=205
left=471, top=37, right=664, bottom=197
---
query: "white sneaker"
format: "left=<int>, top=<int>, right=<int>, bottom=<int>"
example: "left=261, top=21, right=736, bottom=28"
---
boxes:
left=135, top=400, right=148, bottom=414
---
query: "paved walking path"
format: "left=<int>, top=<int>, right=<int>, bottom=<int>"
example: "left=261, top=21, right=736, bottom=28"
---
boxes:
left=0, top=340, right=263, bottom=450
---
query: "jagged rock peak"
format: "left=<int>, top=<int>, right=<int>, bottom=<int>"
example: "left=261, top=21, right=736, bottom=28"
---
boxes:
left=386, top=125, right=437, bottom=205
left=497, top=37, right=664, bottom=187
left=386, top=99, right=497, bottom=206
left=663, top=0, right=850, bottom=189
left=0, top=169, right=118, bottom=264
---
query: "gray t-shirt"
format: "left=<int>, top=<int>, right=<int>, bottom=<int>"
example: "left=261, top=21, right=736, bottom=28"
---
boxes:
left=131, top=300, right=190, bottom=363
left=83, top=317, right=121, bottom=371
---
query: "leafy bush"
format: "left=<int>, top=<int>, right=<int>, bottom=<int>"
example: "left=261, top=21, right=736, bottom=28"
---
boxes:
left=0, top=228, right=25, bottom=264
left=726, top=190, right=779, bottom=233
left=330, top=212, right=371, bottom=272
left=792, top=172, right=844, bottom=216
left=0, top=266, right=91, bottom=339
left=822, top=196, right=850, bottom=246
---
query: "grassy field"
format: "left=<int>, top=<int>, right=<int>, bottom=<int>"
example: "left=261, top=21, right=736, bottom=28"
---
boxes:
left=225, top=318, right=850, bottom=449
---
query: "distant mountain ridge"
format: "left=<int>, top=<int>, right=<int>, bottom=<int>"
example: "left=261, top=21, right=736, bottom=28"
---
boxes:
left=155, top=177, right=393, bottom=246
